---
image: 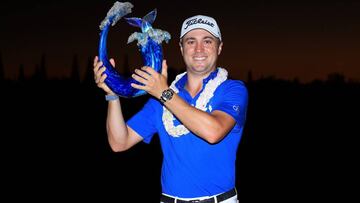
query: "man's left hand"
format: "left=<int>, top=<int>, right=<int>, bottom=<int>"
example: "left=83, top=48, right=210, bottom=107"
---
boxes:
left=131, top=60, right=169, bottom=99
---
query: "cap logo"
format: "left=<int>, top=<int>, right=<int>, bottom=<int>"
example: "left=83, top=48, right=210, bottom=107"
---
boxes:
left=184, top=18, right=214, bottom=30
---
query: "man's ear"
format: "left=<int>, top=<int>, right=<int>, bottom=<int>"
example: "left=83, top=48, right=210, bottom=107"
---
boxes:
left=218, top=42, right=223, bottom=55
left=179, top=41, right=184, bottom=55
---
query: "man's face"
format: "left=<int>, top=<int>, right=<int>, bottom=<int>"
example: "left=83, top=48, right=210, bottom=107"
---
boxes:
left=180, top=29, right=223, bottom=76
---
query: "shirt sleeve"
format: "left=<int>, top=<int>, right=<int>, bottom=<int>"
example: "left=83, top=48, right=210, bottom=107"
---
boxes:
left=127, top=98, right=158, bottom=143
left=211, top=80, right=249, bottom=127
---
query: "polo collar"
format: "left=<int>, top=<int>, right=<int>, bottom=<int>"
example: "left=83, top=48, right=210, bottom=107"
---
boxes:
left=175, top=68, right=220, bottom=91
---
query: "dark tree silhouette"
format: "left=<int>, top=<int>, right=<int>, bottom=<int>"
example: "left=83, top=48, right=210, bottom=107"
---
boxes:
left=1, top=55, right=358, bottom=202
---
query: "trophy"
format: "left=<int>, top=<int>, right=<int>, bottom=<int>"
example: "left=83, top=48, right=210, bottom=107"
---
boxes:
left=98, top=1, right=171, bottom=98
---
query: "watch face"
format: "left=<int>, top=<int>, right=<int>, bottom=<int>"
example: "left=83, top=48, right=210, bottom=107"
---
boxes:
left=163, top=90, right=173, bottom=99
left=162, top=89, right=174, bottom=102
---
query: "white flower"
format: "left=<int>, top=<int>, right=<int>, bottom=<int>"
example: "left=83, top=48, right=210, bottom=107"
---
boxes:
left=162, top=68, right=228, bottom=137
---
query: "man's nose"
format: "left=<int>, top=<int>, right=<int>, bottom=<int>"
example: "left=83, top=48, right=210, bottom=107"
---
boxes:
left=195, top=42, right=204, bottom=52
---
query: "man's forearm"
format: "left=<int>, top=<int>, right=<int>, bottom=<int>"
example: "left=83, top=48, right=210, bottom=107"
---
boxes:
left=163, top=94, right=232, bottom=143
left=106, top=99, right=129, bottom=151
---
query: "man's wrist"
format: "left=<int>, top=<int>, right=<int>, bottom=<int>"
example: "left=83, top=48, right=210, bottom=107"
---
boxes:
left=105, top=94, right=119, bottom=101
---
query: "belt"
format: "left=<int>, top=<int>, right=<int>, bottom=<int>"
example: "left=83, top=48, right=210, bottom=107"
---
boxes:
left=160, top=188, right=237, bottom=203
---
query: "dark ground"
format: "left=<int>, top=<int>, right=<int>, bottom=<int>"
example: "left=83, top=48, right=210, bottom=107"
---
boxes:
left=1, top=73, right=358, bottom=202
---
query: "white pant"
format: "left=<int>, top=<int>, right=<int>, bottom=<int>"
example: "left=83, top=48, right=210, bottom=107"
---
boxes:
left=160, top=193, right=238, bottom=203
left=220, top=195, right=238, bottom=203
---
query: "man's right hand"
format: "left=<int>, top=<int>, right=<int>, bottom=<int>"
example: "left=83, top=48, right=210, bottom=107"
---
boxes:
left=93, top=56, right=115, bottom=95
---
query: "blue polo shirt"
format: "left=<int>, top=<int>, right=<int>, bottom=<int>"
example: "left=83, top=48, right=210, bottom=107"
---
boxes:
left=127, top=68, right=248, bottom=198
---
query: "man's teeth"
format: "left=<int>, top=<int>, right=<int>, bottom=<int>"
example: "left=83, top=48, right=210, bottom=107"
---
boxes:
left=194, top=57, right=206, bottom=60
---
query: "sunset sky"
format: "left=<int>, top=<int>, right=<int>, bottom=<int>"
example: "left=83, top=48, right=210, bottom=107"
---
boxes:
left=1, top=0, right=359, bottom=83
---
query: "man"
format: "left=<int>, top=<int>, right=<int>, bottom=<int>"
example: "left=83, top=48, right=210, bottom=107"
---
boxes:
left=94, top=14, right=248, bottom=203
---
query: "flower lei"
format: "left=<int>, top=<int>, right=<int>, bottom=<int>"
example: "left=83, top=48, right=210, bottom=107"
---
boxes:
left=162, top=68, right=228, bottom=137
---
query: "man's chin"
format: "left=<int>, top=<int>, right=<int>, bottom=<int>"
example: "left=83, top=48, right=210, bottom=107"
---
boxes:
left=192, top=62, right=206, bottom=70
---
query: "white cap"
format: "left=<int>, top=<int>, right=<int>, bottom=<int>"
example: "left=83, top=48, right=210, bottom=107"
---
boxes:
left=180, top=15, right=222, bottom=41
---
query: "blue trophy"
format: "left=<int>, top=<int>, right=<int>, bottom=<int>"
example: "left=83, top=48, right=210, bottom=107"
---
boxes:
left=98, top=1, right=171, bottom=98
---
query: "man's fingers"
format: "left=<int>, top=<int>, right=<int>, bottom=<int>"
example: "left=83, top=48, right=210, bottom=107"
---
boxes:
left=99, top=73, right=107, bottom=83
left=135, top=68, right=152, bottom=80
left=109, top=58, right=116, bottom=67
left=94, top=61, right=103, bottom=73
left=95, top=65, right=106, bottom=82
left=93, top=56, right=98, bottom=67
left=131, top=83, right=145, bottom=90
left=132, top=73, right=148, bottom=85
left=162, top=59, right=168, bottom=78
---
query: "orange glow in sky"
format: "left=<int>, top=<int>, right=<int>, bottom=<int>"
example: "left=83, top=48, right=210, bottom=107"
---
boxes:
left=1, top=0, right=359, bottom=83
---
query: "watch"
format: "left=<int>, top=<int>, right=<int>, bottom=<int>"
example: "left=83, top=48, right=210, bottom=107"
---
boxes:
left=160, top=88, right=175, bottom=103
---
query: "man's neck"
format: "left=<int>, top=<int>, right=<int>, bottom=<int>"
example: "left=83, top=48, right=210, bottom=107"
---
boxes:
left=185, top=70, right=214, bottom=97
left=185, top=77, right=203, bottom=97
